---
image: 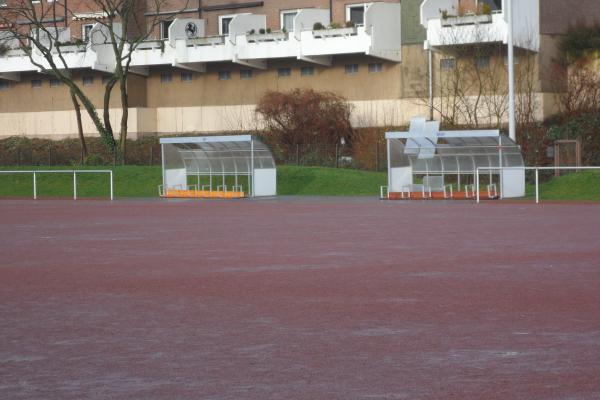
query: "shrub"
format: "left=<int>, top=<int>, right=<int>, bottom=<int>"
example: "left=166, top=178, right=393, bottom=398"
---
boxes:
left=548, top=113, right=600, bottom=166
left=256, top=89, right=354, bottom=161
left=345, top=21, right=356, bottom=28
left=329, top=22, right=342, bottom=29
left=313, top=22, right=325, bottom=31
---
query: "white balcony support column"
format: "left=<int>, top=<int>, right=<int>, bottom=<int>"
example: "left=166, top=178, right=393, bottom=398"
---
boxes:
left=297, top=55, right=332, bottom=66
left=0, top=72, right=20, bottom=82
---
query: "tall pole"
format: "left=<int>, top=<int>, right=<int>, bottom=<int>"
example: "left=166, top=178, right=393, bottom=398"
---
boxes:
left=428, top=48, right=434, bottom=120
left=507, top=0, right=516, bottom=142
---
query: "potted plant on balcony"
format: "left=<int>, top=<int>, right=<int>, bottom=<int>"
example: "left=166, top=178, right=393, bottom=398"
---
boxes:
left=0, top=43, right=9, bottom=56
left=313, top=22, right=325, bottom=31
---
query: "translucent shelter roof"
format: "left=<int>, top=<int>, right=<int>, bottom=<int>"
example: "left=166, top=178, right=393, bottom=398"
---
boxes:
left=386, top=120, right=524, bottom=175
left=160, top=135, right=275, bottom=175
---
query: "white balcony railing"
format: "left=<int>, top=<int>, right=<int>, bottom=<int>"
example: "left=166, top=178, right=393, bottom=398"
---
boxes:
left=421, top=0, right=539, bottom=51
left=0, top=2, right=402, bottom=77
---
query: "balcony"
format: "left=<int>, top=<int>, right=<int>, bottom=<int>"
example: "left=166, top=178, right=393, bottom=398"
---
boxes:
left=0, top=2, right=402, bottom=80
left=420, top=0, right=539, bottom=51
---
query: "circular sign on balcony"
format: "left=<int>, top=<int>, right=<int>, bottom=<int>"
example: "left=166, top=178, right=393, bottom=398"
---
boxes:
left=185, top=22, right=198, bottom=39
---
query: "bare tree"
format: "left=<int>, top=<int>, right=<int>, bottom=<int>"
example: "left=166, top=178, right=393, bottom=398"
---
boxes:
left=414, top=20, right=539, bottom=133
left=0, top=0, right=188, bottom=162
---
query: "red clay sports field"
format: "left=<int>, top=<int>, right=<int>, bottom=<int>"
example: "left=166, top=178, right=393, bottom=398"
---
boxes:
left=1, top=198, right=600, bottom=399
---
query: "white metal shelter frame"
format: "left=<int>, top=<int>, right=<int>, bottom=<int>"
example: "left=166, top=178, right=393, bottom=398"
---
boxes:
left=159, top=135, right=277, bottom=198
left=385, top=118, right=525, bottom=198
left=0, top=170, right=114, bottom=200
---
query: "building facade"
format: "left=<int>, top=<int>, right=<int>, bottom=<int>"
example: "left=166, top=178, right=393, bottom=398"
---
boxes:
left=0, top=0, right=596, bottom=140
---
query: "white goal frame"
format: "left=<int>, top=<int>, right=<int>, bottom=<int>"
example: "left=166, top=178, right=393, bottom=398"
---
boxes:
left=0, top=170, right=114, bottom=200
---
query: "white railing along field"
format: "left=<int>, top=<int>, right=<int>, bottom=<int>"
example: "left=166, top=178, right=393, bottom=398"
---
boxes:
left=476, top=166, right=600, bottom=204
left=0, top=170, right=114, bottom=200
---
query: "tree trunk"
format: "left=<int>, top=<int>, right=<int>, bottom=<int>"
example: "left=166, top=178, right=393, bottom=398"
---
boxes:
left=102, top=77, right=119, bottom=161
left=70, top=89, right=87, bottom=164
left=119, top=76, right=129, bottom=165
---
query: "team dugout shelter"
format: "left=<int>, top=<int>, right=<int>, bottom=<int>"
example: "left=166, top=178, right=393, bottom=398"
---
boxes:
left=385, top=118, right=525, bottom=200
left=159, top=135, right=277, bottom=198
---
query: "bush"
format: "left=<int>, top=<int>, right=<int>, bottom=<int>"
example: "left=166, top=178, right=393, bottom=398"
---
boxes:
left=548, top=112, right=600, bottom=165
left=256, top=89, right=354, bottom=162
left=345, top=21, right=355, bottom=28
left=313, top=22, right=325, bottom=31
left=329, top=22, right=342, bottom=29
left=350, top=127, right=389, bottom=171
left=0, top=136, right=161, bottom=166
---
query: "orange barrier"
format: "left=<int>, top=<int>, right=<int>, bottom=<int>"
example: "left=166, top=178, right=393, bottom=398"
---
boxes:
left=163, top=189, right=245, bottom=199
left=388, top=191, right=498, bottom=201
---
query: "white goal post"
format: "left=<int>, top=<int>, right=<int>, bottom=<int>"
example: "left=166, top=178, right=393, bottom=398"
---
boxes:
left=0, top=170, right=114, bottom=200
left=476, top=166, right=600, bottom=204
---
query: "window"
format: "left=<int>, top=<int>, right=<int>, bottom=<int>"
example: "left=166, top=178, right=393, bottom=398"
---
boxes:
left=31, top=79, right=42, bottom=88
left=278, top=67, right=291, bottom=77
left=160, top=20, right=173, bottom=39
left=475, top=56, right=490, bottom=68
left=477, top=0, right=502, bottom=12
left=219, top=15, right=235, bottom=35
left=346, top=4, right=366, bottom=26
left=82, top=76, right=94, bottom=86
left=368, top=63, right=383, bottom=73
left=181, top=72, right=193, bottom=82
left=281, top=10, right=298, bottom=32
left=82, top=24, right=93, bottom=42
left=160, top=72, right=172, bottom=83
left=218, top=70, right=231, bottom=80
left=0, top=80, right=9, bottom=91
left=240, top=69, right=253, bottom=80
left=49, top=78, right=61, bottom=87
left=345, top=64, right=359, bottom=75
left=300, top=66, right=314, bottom=76
left=440, top=58, right=456, bottom=70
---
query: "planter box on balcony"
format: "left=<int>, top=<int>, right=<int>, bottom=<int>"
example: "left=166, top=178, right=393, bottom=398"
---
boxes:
left=441, top=14, right=492, bottom=27
left=312, top=27, right=357, bottom=38
left=137, top=40, right=165, bottom=51
left=246, top=32, right=287, bottom=43
left=187, top=36, right=225, bottom=47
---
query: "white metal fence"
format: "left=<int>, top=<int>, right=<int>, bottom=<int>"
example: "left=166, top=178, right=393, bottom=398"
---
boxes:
left=0, top=170, right=114, bottom=200
left=476, top=166, right=600, bottom=204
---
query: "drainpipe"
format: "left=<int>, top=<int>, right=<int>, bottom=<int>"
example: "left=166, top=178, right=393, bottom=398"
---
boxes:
left=329, top=0, right=333, bottom=23
left=198, top=0, right=202, bottom=19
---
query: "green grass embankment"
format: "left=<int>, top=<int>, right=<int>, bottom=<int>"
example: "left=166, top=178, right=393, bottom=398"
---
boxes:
left=0, top=166, right=598, bottom=200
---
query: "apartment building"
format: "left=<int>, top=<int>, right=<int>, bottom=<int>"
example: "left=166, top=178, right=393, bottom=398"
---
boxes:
left=0, top=0, right=597, bottom=139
